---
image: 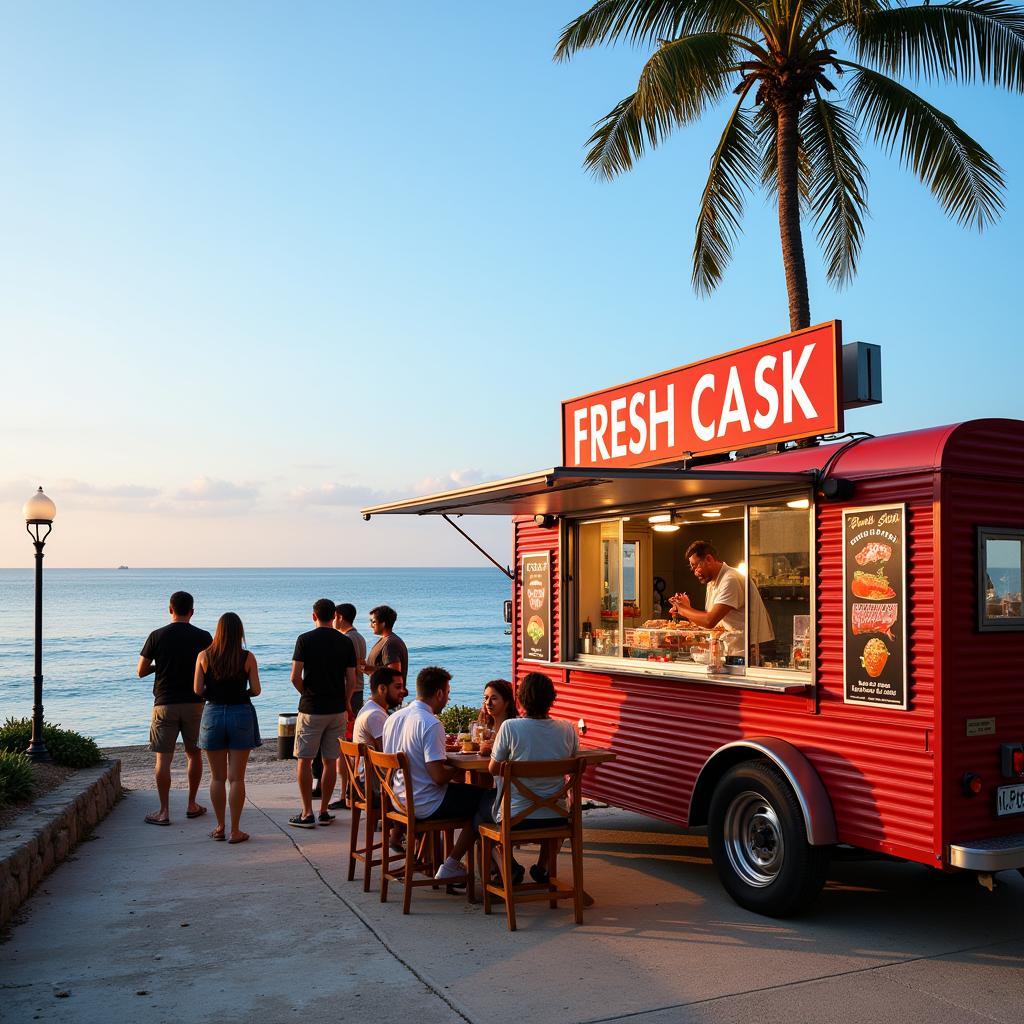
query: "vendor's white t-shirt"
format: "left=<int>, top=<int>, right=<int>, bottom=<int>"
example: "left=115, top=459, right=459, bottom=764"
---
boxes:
left=491, top=717, right=579, bottom=822
left=381, top=699, right=446, bottom=818
left=707, top=563, right=746, bottom=654
left=706, top=562, right=774, bottom=656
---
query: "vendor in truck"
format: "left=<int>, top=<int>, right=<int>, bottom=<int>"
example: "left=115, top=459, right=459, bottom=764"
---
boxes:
left=670, top=541, right=773, bottom=659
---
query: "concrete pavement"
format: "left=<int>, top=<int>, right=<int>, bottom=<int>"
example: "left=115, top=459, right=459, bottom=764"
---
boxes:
left=1, top=780, right=1023, bottom=1023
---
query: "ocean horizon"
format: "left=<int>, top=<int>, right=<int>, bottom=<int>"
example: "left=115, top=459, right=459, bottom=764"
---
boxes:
left=0, top=567, right=512, bottom=746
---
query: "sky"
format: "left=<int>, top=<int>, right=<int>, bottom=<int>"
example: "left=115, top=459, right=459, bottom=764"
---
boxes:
left=1, top=1, right=1022, bottom=568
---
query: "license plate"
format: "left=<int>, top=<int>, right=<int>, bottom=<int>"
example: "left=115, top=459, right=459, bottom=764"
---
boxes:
left=996, top=783, right=1024, bottom=817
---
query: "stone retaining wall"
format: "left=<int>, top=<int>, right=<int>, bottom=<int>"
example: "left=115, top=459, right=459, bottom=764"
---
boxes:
left=0, top=759, right=121, bottom=929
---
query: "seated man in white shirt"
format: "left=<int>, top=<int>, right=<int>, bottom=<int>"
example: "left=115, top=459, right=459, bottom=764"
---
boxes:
left=381, top=665, right=486, bottom=882
left=353, top=665, right=407, bottom=766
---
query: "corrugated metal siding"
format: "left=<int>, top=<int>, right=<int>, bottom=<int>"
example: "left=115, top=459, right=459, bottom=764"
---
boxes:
left=939, top=421, right=1024, bottom=845
left=512, top=470, right=943, bottom=865
left=814, top=473, right=940, bottom=862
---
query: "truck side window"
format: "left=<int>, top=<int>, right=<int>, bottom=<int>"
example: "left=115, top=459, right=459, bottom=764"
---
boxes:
left=978, top=528, right=1024, bottom=631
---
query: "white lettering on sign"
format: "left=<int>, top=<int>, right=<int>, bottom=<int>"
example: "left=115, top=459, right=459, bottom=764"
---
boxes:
left=692, top=374, right=715, bottom=443
left=651, top=384, right=675, bottom=452
left=718, top=366, right=750, bottom=437
left=783, top=344, right=817, bottom=422
left=562, top=324, right=840, bottom=467
left=753, top=355, right=778, bottom=429
left=628, top=392, right=647, bottom=454
left=572, top=386, right=676, bottom=464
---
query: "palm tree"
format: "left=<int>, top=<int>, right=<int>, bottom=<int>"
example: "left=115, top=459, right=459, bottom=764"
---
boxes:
left=555, top=1, right=1024, bottom=330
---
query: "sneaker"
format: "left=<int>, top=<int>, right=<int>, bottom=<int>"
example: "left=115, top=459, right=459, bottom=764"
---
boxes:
left=327, top=799, right=346, bottom=811
left=529, top=863, right=550, bottom=885
left=317, top=811, right=335, bottom=825
left=288, top=813, right=316, bottom=829
left=434, top=857, right=466, bottom=882
left=511, top=859, right=525, bottom=887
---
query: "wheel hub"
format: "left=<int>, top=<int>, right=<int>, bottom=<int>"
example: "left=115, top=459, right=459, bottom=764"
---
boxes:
left=723, top=791, right=785, bottom=887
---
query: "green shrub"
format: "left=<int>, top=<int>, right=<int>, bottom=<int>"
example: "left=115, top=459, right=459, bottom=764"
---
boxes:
left=0, top=717, right=102, bottom=769
left=0, top=749, right=35, bottom=806
left=438, top=704, right=478, bottom=735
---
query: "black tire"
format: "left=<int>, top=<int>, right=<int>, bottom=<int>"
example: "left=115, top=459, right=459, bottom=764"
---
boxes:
left=707, top=758, right=830, bottom=917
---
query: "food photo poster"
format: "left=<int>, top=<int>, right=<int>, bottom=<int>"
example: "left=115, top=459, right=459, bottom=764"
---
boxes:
left=521, top=551, right=552, bottom=663
left=842, top=504, right=908, bottom=708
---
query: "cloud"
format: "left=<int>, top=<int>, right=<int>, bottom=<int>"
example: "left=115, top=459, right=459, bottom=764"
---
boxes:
left=57, top=479, right=161, bottom=500
left=0, top=479, right=34, bottom=502
left=413, top=468, right=491, bottom=494
left=289, top=469, right=498, bottom=509
left=288, top=482, right=394, bottom=507
left=174, top=477, right=259, bottom=502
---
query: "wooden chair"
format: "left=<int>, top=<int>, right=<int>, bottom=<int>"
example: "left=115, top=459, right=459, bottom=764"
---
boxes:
left=478, top=758, right=585, bottom=931
left=366, top=748, right=476, bottom=914
left=339, top=740, right=381, bottom=891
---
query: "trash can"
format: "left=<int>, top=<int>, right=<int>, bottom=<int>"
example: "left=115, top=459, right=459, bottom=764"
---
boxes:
left=277, top=713, right=297, bottom=760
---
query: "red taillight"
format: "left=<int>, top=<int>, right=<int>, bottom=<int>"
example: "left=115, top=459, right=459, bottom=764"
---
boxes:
left=1001, top=743, right=1024, bottom=778
left=962, top=772, right=983, bottom=796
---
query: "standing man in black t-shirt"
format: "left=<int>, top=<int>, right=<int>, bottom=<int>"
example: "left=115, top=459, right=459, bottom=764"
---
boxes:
left=288, top=598, right=357, bottom=828
left=137, top=591, right=213, bottom=826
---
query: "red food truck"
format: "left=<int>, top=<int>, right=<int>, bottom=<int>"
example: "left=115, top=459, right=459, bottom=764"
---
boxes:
left=363, top=321, right=1024, bottom=916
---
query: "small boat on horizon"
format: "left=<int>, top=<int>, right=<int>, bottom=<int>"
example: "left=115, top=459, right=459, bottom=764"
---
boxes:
left=117, top=565, right=129, bottom=570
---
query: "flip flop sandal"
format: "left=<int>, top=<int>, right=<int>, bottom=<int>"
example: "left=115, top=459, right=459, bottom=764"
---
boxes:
left=210, top=829, right=226, bottom=841
left=228, top=833, right=250, bottom=844
left=144, top=814, right=171, bottom=826
left=186, top=806, right=208, bottom=819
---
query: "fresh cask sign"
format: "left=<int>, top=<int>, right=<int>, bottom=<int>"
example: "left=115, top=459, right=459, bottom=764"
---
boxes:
left=842, top=504, right=908, bottom=709
left=521, top=551, right=552, bottom=663
left=562, top=322, right=843, bottom=468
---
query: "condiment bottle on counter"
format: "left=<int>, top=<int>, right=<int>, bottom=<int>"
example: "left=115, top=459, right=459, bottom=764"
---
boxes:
left=707, top=635, right=722, bottom=675
left=582, top=619, right=593, bottom=654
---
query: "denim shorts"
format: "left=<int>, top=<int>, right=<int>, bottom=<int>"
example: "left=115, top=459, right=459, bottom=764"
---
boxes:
left=199, top=703, right=262, bottom=751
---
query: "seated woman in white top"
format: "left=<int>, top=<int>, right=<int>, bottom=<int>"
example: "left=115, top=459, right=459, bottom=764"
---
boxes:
left=488, top=671, right=579, bottom=884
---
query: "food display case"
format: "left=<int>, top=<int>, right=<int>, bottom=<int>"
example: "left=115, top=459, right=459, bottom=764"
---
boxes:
left=624, top=620, right=714, bottom=663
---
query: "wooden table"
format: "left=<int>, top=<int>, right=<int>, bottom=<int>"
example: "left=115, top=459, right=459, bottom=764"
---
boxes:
left=445, top=746, right=616, bottom=774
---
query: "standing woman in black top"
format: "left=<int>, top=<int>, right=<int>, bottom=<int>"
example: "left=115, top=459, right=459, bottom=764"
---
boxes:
left=194, top=613, right=262, bottom=844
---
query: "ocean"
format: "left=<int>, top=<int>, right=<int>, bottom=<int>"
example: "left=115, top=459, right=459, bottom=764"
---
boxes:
left=0, top=568, right=512, bottom=746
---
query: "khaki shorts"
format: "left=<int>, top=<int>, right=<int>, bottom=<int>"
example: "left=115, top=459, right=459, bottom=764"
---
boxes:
left=150, top=703, right=205, bottom=753
left=294, top=712, right=347, bottom=760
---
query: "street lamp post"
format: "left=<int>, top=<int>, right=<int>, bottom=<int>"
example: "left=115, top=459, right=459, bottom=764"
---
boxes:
left=22, top=487, right=56, bottom=762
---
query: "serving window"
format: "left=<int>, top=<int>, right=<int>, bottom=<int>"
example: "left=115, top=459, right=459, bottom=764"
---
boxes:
left=978, top=527, right=1024, bottom=631
left=573, top=496, right=813, bottom=677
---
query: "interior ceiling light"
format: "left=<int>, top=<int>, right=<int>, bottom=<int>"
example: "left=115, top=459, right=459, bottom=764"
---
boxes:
left=787, top=498, right=811, bottom=509
left=648, top=513, right=672, bottom=524
left=736, top=560, right=747, bottom=576
left=702, top=510, right=722, bottom=518
left=652, top=523, right=681, bottom=533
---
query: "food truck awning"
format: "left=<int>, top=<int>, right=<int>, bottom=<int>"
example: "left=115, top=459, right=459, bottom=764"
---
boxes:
left=361, top=466, right=817, bottom=519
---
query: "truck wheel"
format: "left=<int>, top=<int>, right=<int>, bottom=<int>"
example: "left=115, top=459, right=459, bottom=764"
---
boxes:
left=708, top=759, right=830, bottom=917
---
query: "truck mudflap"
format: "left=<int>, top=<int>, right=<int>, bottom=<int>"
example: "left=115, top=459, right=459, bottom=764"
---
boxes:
left=949, top=834, right=1024, bottom=871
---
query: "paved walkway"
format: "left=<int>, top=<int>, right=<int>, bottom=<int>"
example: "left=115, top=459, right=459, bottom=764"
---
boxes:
left=2, top=777, right=1024, bottom=1024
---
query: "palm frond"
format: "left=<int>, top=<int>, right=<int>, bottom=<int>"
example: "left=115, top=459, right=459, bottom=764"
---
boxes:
left=692, top=95, right=759, bottom=294
left=801, top=92, right=868, bottom=284
left=854, top=2, right=1024, bottom=90
left=555, top=0, right=759, bottom=62
left=845, top=61, right=1004, bottom=228
left=585, top=33, right=739, bottom=178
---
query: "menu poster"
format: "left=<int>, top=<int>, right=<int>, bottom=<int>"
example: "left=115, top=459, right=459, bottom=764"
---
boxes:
left=842, top=504, right=908, bottom=708
left=521, top=551, right=552, bottom=663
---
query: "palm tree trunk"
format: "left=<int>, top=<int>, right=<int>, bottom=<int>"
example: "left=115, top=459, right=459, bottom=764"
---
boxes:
left=776, top=99, right=810, bottom=331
